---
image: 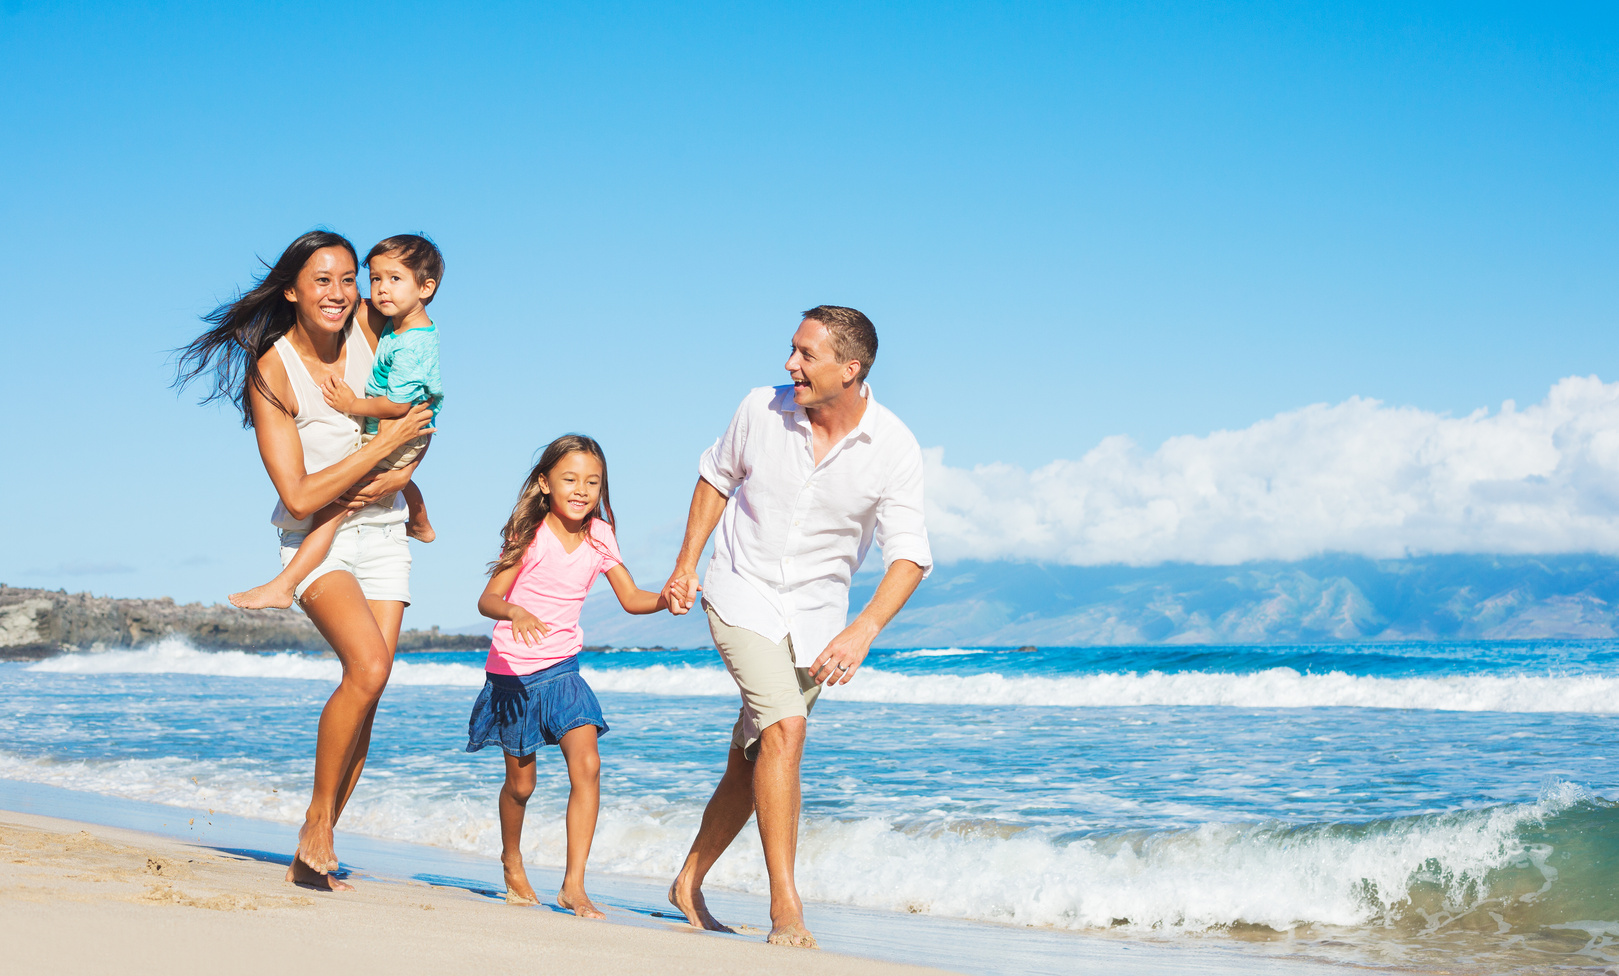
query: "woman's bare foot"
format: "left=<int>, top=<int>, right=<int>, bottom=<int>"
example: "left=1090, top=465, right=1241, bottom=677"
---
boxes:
left=230, top=581, right=295, bottom=610
left=285, top=852, right=353, bottom=891
left=406, top=509, right=435, bottom=543
left=766, top=917, right=818, bottom=949
left=502, top=853, right=538, bottom=905
left=296, top=817, right=339, bottom=874
left=558, top=885, right=606, bottom=919
left=667, top=874, right=733, bottom=932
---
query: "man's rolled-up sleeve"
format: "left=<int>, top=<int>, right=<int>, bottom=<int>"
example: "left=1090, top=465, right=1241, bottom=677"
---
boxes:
left=696, top=396, right=751, bottom=496
left=874, top=438, right=932, bottom=577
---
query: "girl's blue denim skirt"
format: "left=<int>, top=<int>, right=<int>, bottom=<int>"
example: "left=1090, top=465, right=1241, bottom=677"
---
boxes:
left=466, top=655, right=608, bottom=757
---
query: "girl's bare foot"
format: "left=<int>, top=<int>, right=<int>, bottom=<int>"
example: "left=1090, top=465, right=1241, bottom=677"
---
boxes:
left=502, top=852, right=538, bottom=905
left=558, top=885, right=606, bottom=919
left=407, top=510, right=435, bottom=543
left=230, top=581, right=295, bottom=610
left=766, top=917, right=819, bottom=949
left=285, top=852, right=353, bottom=891
left=667, top=874, right=733, bottom=932
left=296, top=818, right=339, bottom=874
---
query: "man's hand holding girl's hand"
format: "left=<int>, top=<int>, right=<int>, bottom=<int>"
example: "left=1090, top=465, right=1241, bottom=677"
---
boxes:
left=662, top=569, right=701, bottom=615
left=320, top=376, right=359, bottom=412
left=509, top=607, right=550, bottom=646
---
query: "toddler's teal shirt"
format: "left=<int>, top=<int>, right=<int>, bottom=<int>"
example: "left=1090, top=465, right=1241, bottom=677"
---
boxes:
left=364, top=322, right=442, bottom=434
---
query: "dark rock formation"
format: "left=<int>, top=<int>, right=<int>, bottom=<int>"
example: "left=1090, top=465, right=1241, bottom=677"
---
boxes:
left=0, top=585, right=486, bottom=659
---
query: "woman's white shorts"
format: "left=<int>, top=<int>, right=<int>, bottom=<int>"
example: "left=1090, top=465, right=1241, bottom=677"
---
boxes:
left=278, top=520, right=412, bottom=605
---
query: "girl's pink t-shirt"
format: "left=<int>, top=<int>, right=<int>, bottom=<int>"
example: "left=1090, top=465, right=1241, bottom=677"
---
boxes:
left=486, top=518, right=623, bottom=675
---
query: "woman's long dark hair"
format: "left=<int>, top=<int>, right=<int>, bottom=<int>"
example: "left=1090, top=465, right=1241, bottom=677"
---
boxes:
left=174, top=230, right=359, bottom=428
left=490, top=435, right=617, bottom=576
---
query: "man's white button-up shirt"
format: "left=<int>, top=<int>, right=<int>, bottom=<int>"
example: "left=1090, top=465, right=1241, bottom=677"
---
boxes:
left=698, top=384, right=933, bottom=666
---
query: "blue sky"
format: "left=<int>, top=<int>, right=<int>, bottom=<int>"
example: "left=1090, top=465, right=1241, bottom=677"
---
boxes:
left=2, top=1, right=1615, bottom=630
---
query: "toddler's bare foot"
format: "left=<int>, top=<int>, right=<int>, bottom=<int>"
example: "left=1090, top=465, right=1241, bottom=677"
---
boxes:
left=407, top=510, right=435, bottom=543
left=558, top=884, right=605, bottom=919
left=230, top=582, right=295, bottom=610
left=767, top=917, right=818, bottom=949
left=502, top=853, right=538, bottom=905
left=285, top=852, right=352, bottom=891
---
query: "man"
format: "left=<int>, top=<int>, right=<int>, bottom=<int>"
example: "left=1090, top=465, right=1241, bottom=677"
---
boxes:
left=662, top=305, right=932, bottom=948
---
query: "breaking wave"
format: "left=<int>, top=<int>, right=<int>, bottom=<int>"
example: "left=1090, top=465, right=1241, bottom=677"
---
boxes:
left=0, top=748, right=1610, bottom=943
left=27, top=638, right=1619, bottom=713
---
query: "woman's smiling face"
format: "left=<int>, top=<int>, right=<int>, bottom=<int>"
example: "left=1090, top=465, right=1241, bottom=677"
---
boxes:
left=283, top=246, right=358, bottom=335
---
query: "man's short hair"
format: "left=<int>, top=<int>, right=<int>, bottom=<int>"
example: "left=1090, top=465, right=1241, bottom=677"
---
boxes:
left=801, top=305, right=877, bottom=382
left=366, top=234, right=445, bottom=303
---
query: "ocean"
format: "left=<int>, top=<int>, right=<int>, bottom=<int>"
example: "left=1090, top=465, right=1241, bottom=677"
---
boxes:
left=5, top=636, right=1619, bottom=974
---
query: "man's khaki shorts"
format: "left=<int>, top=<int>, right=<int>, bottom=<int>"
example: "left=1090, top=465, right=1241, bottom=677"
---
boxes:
left=705, top=603, right=820, bottom=761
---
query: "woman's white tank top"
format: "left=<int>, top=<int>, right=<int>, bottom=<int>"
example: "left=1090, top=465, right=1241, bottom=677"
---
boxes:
left=270, top=325, right=407, bottom=531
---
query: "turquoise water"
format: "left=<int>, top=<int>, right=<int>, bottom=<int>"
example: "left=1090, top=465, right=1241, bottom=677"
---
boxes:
left=6, top=637, right=1619, bottom=972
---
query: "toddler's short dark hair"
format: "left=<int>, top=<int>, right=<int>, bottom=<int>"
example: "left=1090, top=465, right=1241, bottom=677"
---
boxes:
left=366, top=234, right=445, bottom=302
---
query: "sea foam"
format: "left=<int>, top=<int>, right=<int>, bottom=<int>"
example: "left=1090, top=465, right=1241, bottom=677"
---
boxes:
left=0, top=747, right=1593, bottom=935
left=28, top=638, right=1619, bottom=713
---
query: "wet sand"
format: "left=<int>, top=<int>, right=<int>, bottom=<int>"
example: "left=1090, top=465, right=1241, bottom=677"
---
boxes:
left=0, top=810, right=959, bottom=976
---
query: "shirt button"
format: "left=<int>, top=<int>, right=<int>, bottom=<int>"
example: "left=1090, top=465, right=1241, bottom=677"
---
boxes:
left=793, top=520, right=800, bottom=526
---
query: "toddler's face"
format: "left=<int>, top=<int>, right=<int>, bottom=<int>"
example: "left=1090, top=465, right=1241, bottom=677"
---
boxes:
left=540, top=452, right=605, bottom=524
left=369, top=251, right=435, bottom=319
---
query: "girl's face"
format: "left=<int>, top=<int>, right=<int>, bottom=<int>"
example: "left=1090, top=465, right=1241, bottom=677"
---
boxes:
left=284, top=246, right=358, bottom=335
left=538, top=452, right=604, bottom=525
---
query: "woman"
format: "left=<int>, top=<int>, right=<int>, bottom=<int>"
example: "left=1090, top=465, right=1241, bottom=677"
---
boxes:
left=177, top=230, right=434, bottom=888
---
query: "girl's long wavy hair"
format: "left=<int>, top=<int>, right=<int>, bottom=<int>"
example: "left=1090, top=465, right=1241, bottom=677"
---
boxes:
left=174, top=230, right=359, bottom=428
left=489, top=435, right=617, bottom=576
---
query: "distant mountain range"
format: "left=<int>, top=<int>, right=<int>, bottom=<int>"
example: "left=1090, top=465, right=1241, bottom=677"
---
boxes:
left=577, top=554, right=1619, bottom=648
left=18, top=554, right=1611, bottom=656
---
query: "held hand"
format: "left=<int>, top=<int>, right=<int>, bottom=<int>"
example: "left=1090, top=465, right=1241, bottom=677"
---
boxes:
left=337, top=473, right=378, bottom=511
left=509, top=607, right=551, bottom=646
left=809, top=623, right=876, bottom=686
left=375, top=402, right=435, bottom=451
left=348, top=466, right=412, bottom=507
left=320, top=376, right=358, bottom=412
left=662, top=569, right=701, bottom=616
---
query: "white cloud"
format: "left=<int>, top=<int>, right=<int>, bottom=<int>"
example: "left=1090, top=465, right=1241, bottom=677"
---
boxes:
left=925, top=375, right=1619, bottom=565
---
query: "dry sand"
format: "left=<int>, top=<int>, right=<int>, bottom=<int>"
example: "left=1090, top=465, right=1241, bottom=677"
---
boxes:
left=0, top=810, right=960, bottom=976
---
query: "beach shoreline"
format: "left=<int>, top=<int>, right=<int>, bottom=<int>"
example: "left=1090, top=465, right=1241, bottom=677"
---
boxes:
left=0, top=805, right=960, bottom=976
left=0, top=779, right=1355, bottom=976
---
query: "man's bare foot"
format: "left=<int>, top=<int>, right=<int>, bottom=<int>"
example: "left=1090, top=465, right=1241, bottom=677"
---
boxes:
left=407, top=511, right=435, bottom=543
left=285, top=853, right=353, bottom=891
left=766, top=917, right=819, bottom=949
left=667, top=874, right=733, bottom=932
left=296, top=818, right=338, bottom=874
left=230, top=582, right=295, bottom=610
left=558, top=885, right=606, bottom=919
left=502, top=853, right=538, bottom=905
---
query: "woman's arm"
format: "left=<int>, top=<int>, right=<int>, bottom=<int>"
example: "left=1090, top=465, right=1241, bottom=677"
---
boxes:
left=249, top=352, right=434, bottom=521
left=478, top=564, right=548, bottom=646
left=344, top=438, right=429, bottom=508
left=604, top=564, right=670, bottom=615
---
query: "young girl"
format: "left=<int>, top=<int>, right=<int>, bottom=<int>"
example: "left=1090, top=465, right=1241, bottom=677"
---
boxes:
left=469, top=434, right=668, bottom=917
